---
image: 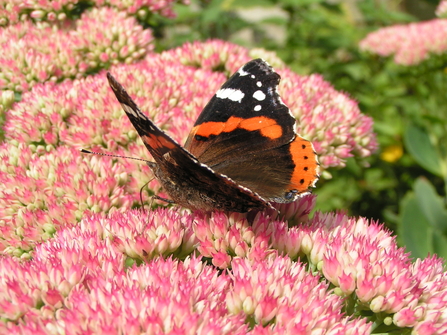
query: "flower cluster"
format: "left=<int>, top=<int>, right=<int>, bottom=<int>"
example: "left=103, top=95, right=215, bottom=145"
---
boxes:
left=228, top=257, right=371, bottom=334
left=160, top=39, right=286, bottom=75
left=0, top=143, right=138, bottom=257
left=85, top=209, right=198, bottom=261
left=0, top=7, right=154, bottom=92
left=191, top=208, right=447, bottom=333
left=359, top=19, right=447, bottom=66
left=436, top=0, right=447, bottom=18
left=2, top=207, right=446, bottom=333
left=0, top=0, right=189, bottom=26
left=0, top=209, right=375, bottom=334
left=0, top=241, right=246, bottom=334
left=194, top=195, right=316, bottom=268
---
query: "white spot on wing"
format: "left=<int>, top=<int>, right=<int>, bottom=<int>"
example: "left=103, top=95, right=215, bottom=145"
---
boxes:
left=238, top=67, right=249, bottom=76
left=216, top=88, right=245, bottom=103
left=257, top=81, right=262, bottom=87
left=254, top=105, right=261, bottom=111
left=251, top=75, right=255, bottom=79
left=253, top=90, right=266, bottom=101
left=122, top=103, right=139, bottom=118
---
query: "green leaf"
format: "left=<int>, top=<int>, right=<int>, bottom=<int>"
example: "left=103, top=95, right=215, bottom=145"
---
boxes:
left=414, top=177, right=447, bottom=233
left=399, top=192, right=432, bottom=259
left=432, top=232, right=447, bottom=260
left=404, top=123, right=443, bottom=177
left=399, top=178, right=447, bottom=259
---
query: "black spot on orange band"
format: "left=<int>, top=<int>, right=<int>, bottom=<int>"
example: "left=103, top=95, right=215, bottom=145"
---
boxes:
left=287, top=136, right=319, bottom=192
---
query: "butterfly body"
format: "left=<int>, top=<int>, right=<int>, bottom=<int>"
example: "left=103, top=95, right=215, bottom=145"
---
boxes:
left=107, top=59, right=319, bottom=213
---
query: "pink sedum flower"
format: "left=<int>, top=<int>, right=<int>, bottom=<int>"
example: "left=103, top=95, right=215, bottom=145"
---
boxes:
left=72, top=7, right=154, bottom=69
left=92, top=208, right=197, bottom=260
left=0, top=226, right=247, bottom=335
left=160, top=39, right=286, bottom=75
left=360, top=19, right=447, bottom=66
left=192, top=207, right=447, bottom=333
left=227, top=256, right=371, bottom=334
left=0, top=8, right=154, bottom=92
left=0, top=206, right=447, bottom=333
left=0, top=209, right=375, bottom=334
left=0, top=143, right=137, bottom=256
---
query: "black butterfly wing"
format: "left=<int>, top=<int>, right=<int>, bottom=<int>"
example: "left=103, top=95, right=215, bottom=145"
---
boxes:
left=184, top=59, right=319, bottom=203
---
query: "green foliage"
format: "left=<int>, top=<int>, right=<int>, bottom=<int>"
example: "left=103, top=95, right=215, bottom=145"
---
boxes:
left=404, top=123, right=446, bottom=178
left=399, top=178, right=447, bottom=259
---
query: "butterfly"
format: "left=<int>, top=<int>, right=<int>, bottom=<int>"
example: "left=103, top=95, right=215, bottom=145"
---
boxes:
left=106, top=59, right=319, bottom=213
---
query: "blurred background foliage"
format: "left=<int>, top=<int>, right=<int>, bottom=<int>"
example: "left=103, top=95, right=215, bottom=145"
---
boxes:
left=151, top=0, right=447, bottom=259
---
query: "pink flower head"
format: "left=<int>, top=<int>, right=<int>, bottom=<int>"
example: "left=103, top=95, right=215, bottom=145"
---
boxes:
left=227, top=256, right=372, bottom=333
left=360, top=19, right=447, bottom=66
left=289, top=211, right=447, bottom=333
left=0, top=249, right=249, bottom=334
left=0, top=143, right=137, bottom=255
left=88, top=208, right=197, bottom=260
left=0, top=8, right=154, bottom=93
left=160, top=39, right=286, bottom=75
left=72, top=7, right=154, bottom=69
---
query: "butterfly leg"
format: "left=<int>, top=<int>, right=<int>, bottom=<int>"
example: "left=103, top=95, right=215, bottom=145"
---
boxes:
left=139, top=178, right=175, bottom=209
left=152, top=195, right=175, bottom=204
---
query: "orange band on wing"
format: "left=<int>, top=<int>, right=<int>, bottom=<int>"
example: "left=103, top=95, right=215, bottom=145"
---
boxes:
left=287, top=136, right=319, bottom=192
left=142, top=134, right=176, bottom=151
left=194, top=116, right=283, bottom=140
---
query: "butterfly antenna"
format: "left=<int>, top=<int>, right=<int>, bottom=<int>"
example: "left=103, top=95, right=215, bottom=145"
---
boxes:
left=80, top=149, right=151, bottom=163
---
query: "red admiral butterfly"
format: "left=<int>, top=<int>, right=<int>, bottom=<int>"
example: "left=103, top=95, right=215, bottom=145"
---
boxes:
left=106, top=59, right=319, bottom=213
